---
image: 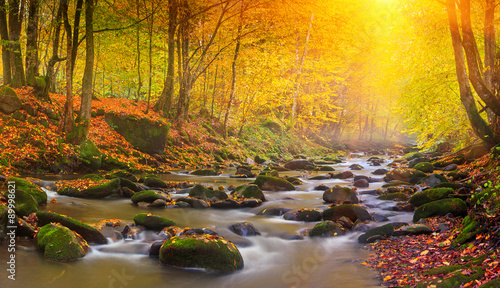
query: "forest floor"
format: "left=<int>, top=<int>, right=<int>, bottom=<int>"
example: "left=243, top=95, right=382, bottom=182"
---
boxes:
left=0, top=87, right=398, bottom=176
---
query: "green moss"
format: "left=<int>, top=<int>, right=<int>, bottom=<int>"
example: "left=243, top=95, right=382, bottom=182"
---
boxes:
left=409, top=188, right=454, bottom=207
left=382, top=181, right=412, bottom=188
left=79, top=139, right=102, bottom=170
left=285, top=176, right=303, bottom=185
left=405, top=152, right=423, bottom=161
left=1, top=177, right=47, bottom=216
left=253, top=175, right=295, bottom=191
left=413, top=162, right=434, bottom=173
left=322, top=204, right=372, bottom=222
left=57, top=178, right=121, bottom=199
left=159, top=235, right=244, bottom=273
left=189, top=184, right=228, bottom=201
left=377, top=192, right=408, bottom=201
left=131, top=190, right=170, bottom=204
left=36, top=211, right=108, bottom=244
left=35, top=224, right=88, bottom=262
left=133, top=213, right=176, bottom=230
left=231, top=185, right=265, bottom=201
left=413, top=198, right=467, bottom=222
left=480, top=278, right=500, bottom=288
left=314, top=165, right=335, bottom=171
left=358, top=224, right=394, bottom=243
left=309, top=221, right=344, bottom=237
left=144, top=177, right=169, bottom=188
left=451, top=218, right=484, bottom=247
left=81, top=174, right=105, bottom=181
left=433, top=154, right=466, bottom=168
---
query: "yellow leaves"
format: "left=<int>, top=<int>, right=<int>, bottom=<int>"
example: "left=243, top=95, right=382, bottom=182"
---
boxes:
left=383, top=276, right=392, bottom=281
left=420, top=250, right=429, bottom=256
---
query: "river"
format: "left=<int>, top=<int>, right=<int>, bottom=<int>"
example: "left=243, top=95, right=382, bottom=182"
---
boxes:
left=1, top=155, right=412, bottom=288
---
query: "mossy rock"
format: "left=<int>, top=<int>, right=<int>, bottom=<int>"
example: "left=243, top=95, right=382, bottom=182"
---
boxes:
left=405, top=152, right=423, bottom=161
left=0, top=85, right=21, bottom=114
left=231, top=184, right=265, bottom=201
left=284, top=159, right=316, bottom=170
left=323, top=186, right=359, bottom=204
left=139, top=174, right=159, bottom=183
left=254, top=155, right=267, bottom=164
left=131, top=190, right=171, bottom=204
left=144, top=177, right=169, bottom=188
left=189, top=184, right=228, bottom=201
left=383, top=168, right=427, bottom=184
left=159, top=234, right=244, bottom=273
left=253, top=175, right=295, bottom=191
left=322, top=204, right=372, bottom=222
left=451, top=216, right=484, bottom=247
left=434, top=182, right=471, bottom=191
left=105, top=170, right=137, bottom=182
left=314, top=166, right=335, bottom=172
left=382, top=181, right=412, bottom=188
left=433, top=154, right=466, bottom=168
left=409, top=188, right=454, bottom=207
left=377, top=192, right=408, bottom=201
left=36, top=211, right=107, bottom=244
left=190, top=169, right=218, bottom=176
left=133, top=213, right=176, bottom=230
left=283, top=209, right=322, bottom=222
left=79, top=139, right=102, bottom=170
left=35, top=224, right=89, bottom=262
left=81, top=174, right=105, bottom=181
left=413, top=198, right=467, bottom=222
left=285, top=176, right=303, bottom=185
left=119, top=177, right=140, bottom=192
left=259, top=169, right=279, bottom=177
left=104, top=112, right=169, bottom=154
left=57, top=178, right=121, bottom=199
left=418, top=174, right=448, bottom=188
left=358, top=224, right=394, bottom=243
left=309, top=221, right=344, bottom=237
left=2, top=177, right=47, bottom=217
left=413, top=162, right=434, bottom=173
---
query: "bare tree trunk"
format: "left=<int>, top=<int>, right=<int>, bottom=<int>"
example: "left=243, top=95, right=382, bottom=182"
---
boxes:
left=47, top=0, right=65, bottom=95
left=26, top=0, right=39, bottom=86
left=75, top=0, right=94, bottom=143
left=8, top=0, right=26, bottom=88
left=446, top=0, right=497, bottom=145
left=154, top=0, right=178, bottom=117
left=135, top=0, right=142, bottom=101
left=210, top=60, right=218, bottom=119
left=146, top=0, right=154, bottom=114
left=484, top=0, right=498, bottom=134
left=0, top=0, right=11, bottom=84
left=291, top=12, right=313, bottom=123
left=70, top=0, right=83, bottom=75
left=223, top=3, right=243, bottom=139
left=61, top=0, right=75, bottom=138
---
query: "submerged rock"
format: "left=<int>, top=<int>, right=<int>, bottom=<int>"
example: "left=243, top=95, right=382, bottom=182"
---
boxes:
left=253, top=175, right=295, bottom=191
left=283, top=209, right=322, bottom=222
left=229, top=222, right=261, bottom=237
left=257, top=207, right=292, bottom=217
left=159, top=234, right=244, bottom=273
left=189, top=184, right=228, bottom=201
left=133, top=213, right=176, bottom=231
left=309, top=221, right=344, bottom=237
left=322, top=204, right=372, bottom=223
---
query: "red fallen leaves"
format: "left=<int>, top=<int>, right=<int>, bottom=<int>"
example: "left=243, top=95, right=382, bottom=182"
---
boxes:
left=364, top=216, right=500, bottom=287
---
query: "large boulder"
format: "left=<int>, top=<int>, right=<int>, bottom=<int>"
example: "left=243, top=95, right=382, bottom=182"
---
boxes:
left=0, top=86, right=21, bottom=114
left=231, top=184, right=265, bottom=201
left=323, top=186, right=359, bottom=204
left=413, top=162, right=434, bottom=173
left=408, top=157, right=431, bottom=169
left=104, top=112, right=169, bottom=155
left=353, top=179, right=369, bottom=188
left=133, top=213, right=176, bottom=230
left=253, top=175, right=295, bottom=191
left=413, top=198, right=467, bottom=222
left=189, top=184, right=228, bottom=201
left=309, top=221, right=344, bottom=237
left=432, top=154, right=465, bottom=168
left=36, top=211, right=107, bottom=244
left=144, top=177, right=169, bottom=188
left=79, top=139, right=102, bottom=170
left=190, top=169, right=218, bottom=176
left=2, top=177, right=47, bottom=217
left=35, top=223, right=89, bottom=262
left=409, top=187, right=454, bottom=207
left=131, top=190, right=171, bottom=204
left=383, top=168, right=427, bottom=184
left=418, top=174, right=448, bottom=188
left=322, top=204, right=372, bottom=222
left=159, top=234, right=244, bottom=273
left=358, top=224, right=394, bottom=243
left=284, top=159, right=315, bottom=170
left=57, top=178, right=121, bottom=199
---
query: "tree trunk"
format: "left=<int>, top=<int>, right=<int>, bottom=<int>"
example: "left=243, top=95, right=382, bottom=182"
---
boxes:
left=8, top=0, right=25, bottom=88
left=70, top=0, right=83, bottom=75
left=75, top=0, right=94, bottom=143
left=223, top=4, right=243, bottom=139
left=135, top=0, right=142, bottom=101
left=146, top=1, right=154, bottom=114
left=459, top=0, right=500, bottom=117
left=484, top=0, right=498, bottom=134
left=0, top=0, right=11, bottom=84
left=25, top=0, right=39, bottom=86
left=155, top=0, right=177, bottom=117
left=61, top=0, right=75, bottom=138
left=446, top=0, right=497, bottom=145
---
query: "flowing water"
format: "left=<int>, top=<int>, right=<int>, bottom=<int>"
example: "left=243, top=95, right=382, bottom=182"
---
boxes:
left=1, top=155, right=412, bottom=288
